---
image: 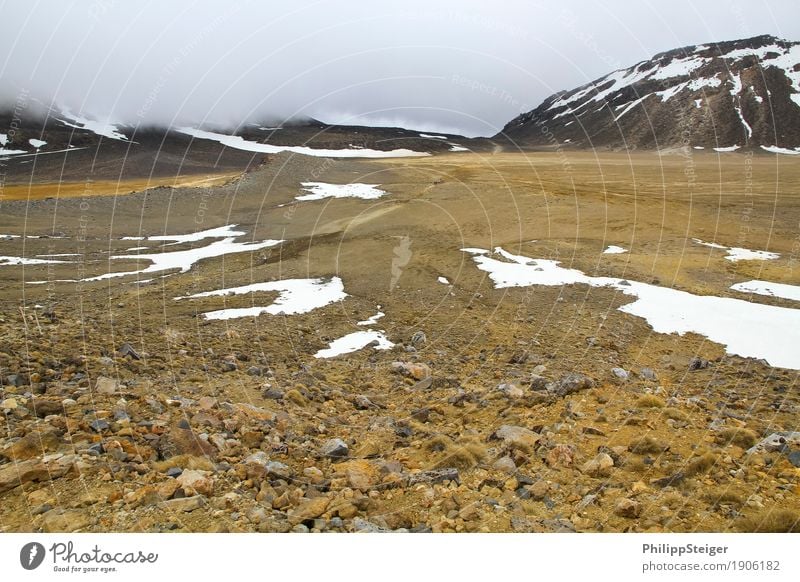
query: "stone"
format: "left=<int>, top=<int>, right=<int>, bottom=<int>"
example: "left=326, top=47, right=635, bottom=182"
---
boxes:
left=496, top=383, right=524, bottom=398
left=335, top=459, right=381, bottom=490
left=688, top=357, right=709, bottom=370
left=491, top=425, right=540, bottom=450
left=89, top=419, right=110, bottom=432
left=352, top=518, right=389, bottom=533
left=407, top=468, right=460, bottom=485
left=581, top=453, right=614, bottom=477
left=787, top=451, right=800, bottom=468
left=320, top=438, right=349, bottom=459
left=262, top=387, right=284, bottom=400
left=410, top=331, right=427, bottom=345
left=614, top=498, right=642, bottom=518
left=493, top=456, right=517, bottom=473
left=391, top=361, right=431, bottom=381
left=548, top=373, right=595, bottom=397
left=0, top=458, right=67, bottom=493
left=527, top=480, right=549, bottom=500
left=303, top=467, right=325, bottom=485
left=159, top=425, right=217, bottom=459
left=31, top=398, right=63, bottom=418
left=176, top=469, right=214, bottom=496
left=232, top=403, right=277, bottom=422
left=545, top=444, right=575, bottom=468
left=159, top=495, right=207, bottom=512
left=265, top=461, right=293, bottom=480
left=1, top=398, right=18, bottom=410
left=530, top=374, right=549, bottom=391
left=411, top=377, right=433, bottom=390
left=354, top=395, right=379, bottom=410
left=41, top=509, right=92, bottom=532
left=5, top=375, right=24, bottom=387
left=747, top=432, right=800, bottom=455
left=289, top=497, right=329, bottom=526
left=95, top=376, right=119, bottom=395
left=118, top=343, right=141, bottom=360
left=611, top=367, right=629, bottom=380
left=1, top=428, right=61, bottom=461
left=639, top=367, right=658, bottom=381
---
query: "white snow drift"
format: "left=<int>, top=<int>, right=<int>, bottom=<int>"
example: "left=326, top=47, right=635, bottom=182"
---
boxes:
left=463, top=247, right=800, bottom=370
left=177, top=127, right=429, bottom=158
left=296, top=182, right=387, bottom=201
left=177, top=276, right=347, bottom=320
left=314, top=330, right=394, bottom=358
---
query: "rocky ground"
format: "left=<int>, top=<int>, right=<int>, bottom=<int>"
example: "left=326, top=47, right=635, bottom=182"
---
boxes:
left=0, top=150, right=798, bottom=533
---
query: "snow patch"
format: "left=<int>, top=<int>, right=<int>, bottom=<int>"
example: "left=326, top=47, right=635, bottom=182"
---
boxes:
left=437, top=276, right=450, bottom=285
left=357, top=311, right=385, bottom=326
left=731, top=280, right=800, bottom=302
left=177, top=127, right=429, bottom=158
left=464, top=247, right=800, bottom=369
left=314, top=330, right=394, bottom=358
left=693, top=238, right=778, bottom=261
left=179, top=276, right=346, bottom=318
left=58, top=108, right=128, bottom=141
left=0, top=256, right=70, bottom=266
left=84, top=236, right=283, bottom=281
left=761, top=145, right=800, bottom=155
left=603, top=245, right=627, bottom=254
left=297, top=182, right=386, bottom=201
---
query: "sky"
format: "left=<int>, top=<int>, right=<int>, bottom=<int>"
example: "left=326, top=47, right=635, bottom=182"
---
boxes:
left=1, top=0, right=799, bottom=137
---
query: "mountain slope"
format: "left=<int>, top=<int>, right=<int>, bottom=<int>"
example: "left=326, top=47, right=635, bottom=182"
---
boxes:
left=498, top=35, right=800, bottom=153
left=1, top=107, right=480, bottom=186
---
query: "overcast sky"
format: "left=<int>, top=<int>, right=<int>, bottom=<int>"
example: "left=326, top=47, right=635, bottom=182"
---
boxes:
left=1, top=0, right=798, bottom=136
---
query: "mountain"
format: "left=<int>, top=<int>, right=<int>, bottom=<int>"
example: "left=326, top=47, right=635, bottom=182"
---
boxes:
left=497, top=34, right=800, bottom=153
left=0, top=106, right=480, bottom=185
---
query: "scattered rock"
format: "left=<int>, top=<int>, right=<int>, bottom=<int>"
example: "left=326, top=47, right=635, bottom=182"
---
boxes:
left=88, top=419, right=110, bottom=433
left=41, top=509, right=93, bottom=532
left=614, top=498, right=642, bottom=518
left=548, top=373, right=595, bottom=397
left=392, top=361, right=431, bottom=381
left=289, top=497, right=329, bottom=526
left=159, top=495, right=207, bottom=512
left=611, top=367, right=629, bottom=381
left=747, top=432, right=800, bottom=455
left=493, top=456, right=517, bottom=473
left=95, top=376, right=120, bottom=395
left=496, top=383, right=524, bottom=398
left=530, top=374, right=549, bottom=391
left=319, top=438, right=349, bottom=459
left=490, top=425, right=540, bottom=450
left=1, top=428, right=62, bottom=461
left=581, top=453, right=614, bottom=477
left=118, top=343, right=141, bottom=360
left=545, top=444, right=576, bottom=468
left=176, top=470, right=214, bottom=496
left=334, top=459, right=381, bottom=490
left=688, top=357, right=709, bottom=370
left=407, top=468, right=460, bottom=485
left=639, top=368, right=658, bottom=381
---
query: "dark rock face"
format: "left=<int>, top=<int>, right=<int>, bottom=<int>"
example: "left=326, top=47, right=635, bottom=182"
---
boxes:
left=497, top=35, right=800, bottom=152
